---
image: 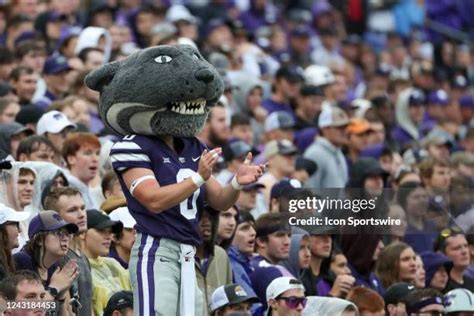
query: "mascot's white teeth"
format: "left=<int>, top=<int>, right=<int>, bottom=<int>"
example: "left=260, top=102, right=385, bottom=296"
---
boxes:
left=170, top=99, right=206, bottom=115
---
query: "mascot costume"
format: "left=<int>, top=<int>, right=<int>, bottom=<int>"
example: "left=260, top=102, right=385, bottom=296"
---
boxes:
left=85, top=44, right=266, bottom=316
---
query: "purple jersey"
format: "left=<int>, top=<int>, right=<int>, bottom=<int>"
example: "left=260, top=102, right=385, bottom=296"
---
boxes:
left=110, top=135, right=207, bottom=246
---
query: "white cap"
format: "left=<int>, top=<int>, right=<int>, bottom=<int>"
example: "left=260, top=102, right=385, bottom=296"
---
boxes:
left=266, top=277, right=305, bottom=301
left=318, top=106, right=349, bottom=128
left=304, top=64, right=335, bottom=87
left=36, top=110, right=76, bottom=135
left=444, top=289, right=474, bottom=312
left=350, top=99, right=372, bottom=118
left=108, top=207, right=136, bottom=229
left=0, top=203, right=30, bottom=225
left=166, top=5, right=198, bottom=24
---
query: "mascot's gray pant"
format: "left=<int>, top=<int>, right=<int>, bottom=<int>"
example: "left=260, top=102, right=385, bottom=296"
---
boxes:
left=130, top=233, right=204, bottom=316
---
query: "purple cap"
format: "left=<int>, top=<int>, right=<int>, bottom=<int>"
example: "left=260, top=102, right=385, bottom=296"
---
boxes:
left=312, top=0, right=332, bottom=18
left=48, top=11, right=68, bottom=22
left=459, top=94, right=474, bottom=109
left=14, top=31, right=37, bottom=47
left=290, top=25, right=312, bottom=37
left=57, top=26, right=81, bottom=48
left=428, top=89, right=449, bottom=106
left=28, top=211, right=78, bottom=239
left=43, top=55, right=71, bottom=75
left=204, top=18, right=228, bottom=38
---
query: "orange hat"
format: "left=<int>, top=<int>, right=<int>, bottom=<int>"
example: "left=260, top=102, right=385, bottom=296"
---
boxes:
left=346, top=118, right=372, bottom=135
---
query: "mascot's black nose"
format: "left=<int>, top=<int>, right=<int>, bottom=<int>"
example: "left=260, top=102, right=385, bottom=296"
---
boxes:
left=195, top=69, right=214, bottom=83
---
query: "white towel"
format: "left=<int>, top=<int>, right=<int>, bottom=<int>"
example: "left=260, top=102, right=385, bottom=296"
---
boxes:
left=180, top=244, right=196, bottom=316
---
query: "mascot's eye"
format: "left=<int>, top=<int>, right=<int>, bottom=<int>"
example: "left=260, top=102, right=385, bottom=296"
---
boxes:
left=154, top=55, right=173, bottom=63
left=193, top=54, right=200, bottom=60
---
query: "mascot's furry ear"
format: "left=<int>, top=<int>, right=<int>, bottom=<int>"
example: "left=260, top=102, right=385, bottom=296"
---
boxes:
left=84, top=61, right=120, bottom=92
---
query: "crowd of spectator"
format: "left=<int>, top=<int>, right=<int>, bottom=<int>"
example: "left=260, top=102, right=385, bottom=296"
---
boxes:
left=0, top=0, right=473, bottom=315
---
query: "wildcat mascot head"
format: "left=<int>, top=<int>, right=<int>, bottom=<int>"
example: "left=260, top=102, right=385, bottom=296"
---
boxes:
left=84, top=44, right=225, bottom=137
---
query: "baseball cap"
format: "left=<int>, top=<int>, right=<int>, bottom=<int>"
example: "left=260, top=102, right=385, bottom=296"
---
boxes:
left=459, top=94, right=474, bottom=109
left=295, top=157, right=317, bottom=176
left=451, top=151, right=474, bottom=167
left=428, top=89, right=449, bottom=106
left=15, top=105, right=44, bottom=126
left=28, top=211, right=78, bottom=239
left=210, top=284, right=259, bottom=312
left=103, top=291, right=133, bottom=316
left=304, top=64, right=335, bottom=87
left=318, top=106, right=349, bottom=128
left=444, top=288, right=474, bottom=313
left=8, top=122, right=34, bottom=137
left=223, top=139, right=259, bottom=162
left=408, top=89, right=426, bottom=106
left=0, top=203, right=30, bottom=225
left=266, top=277, right=305, bottom=301
left=166, top=5, right=198, bottom=24
left=346, top=118, right=372, bottom=135
left=275, top=66, right=304, bottom=83
left=290, top=25, right=311, bottom=37
left=350, top=99, right=372, bottom=118
left=383, top=282, right=416, bottom=306
left=264, top=111, right=295, bottom=132
left=237, top=212, right=255, bottom=225
left=43, top=55, right=72, bottom=75
left=87, top=210, right=123, bottom=233
left=264, top=140, right=298, bottom=159
left=108, top=207, right=136, bottom=229
left=421, top=134, right=450, bottom=148
left=270, top=179, right=302, bottom=200
left=36, top=110, right=76, bottom=135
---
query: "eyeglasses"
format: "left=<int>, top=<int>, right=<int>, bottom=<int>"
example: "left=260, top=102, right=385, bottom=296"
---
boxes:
left=49, top=228, right=70, bottom=239
left=275, top=296, right=307, bottom=309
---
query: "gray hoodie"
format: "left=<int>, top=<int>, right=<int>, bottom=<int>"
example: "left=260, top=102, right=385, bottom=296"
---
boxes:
left=75, top=27, right=112, bottom=62
left=281, top=228, right=309, bottom=277
left=303, top=296, right=359, bottom=316
left=230, top=72, right=267, bottom=145
left=395, top=87, right=419, bottom=140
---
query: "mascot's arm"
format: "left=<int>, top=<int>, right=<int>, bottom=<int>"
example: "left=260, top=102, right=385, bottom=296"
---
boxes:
left=206, top=152, right=266, bottom=211
left=122, top=167, right=203, bottom=214
left=121, top=149, right=220, bottom=214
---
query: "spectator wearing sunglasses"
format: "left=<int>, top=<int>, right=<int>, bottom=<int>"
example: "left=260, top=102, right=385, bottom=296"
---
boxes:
left=13, top=211, right=79, bottom=314
left=0, top=203, right=30, bottom=281
left=210, top=283, right=259, bottom=316
left=266, top=277, right=306, bottom=316
left=435, top=227, right=474, bottom=293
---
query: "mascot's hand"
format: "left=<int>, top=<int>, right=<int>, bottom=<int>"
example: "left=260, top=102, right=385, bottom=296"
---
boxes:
left=235, top=152, right=267, bottom=185
left=198, top=148, right=222, bottom=180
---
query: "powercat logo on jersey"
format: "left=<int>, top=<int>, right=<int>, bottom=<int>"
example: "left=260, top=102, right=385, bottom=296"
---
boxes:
left=163, top=158, right=171, bottom=163
left=179, top=157, right=186, bottom=163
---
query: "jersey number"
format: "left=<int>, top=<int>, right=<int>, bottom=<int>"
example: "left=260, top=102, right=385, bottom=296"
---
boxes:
left=176, top=169, right=200, bottom=219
